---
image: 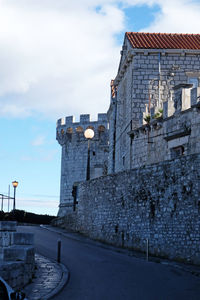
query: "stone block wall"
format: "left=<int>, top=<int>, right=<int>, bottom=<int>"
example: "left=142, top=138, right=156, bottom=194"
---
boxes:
left=128, top=86, right=200, bottom=168
left=56, top=114, right=109, bottom=216
left=0, top=221, right=35, bottom=290
left=109, top=35, right=200, bottom=173
left=58, top=153, right=200, bottom=265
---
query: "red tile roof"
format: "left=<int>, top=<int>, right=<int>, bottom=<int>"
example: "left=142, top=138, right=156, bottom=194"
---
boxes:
left=126, top=32, right=200, bottom=50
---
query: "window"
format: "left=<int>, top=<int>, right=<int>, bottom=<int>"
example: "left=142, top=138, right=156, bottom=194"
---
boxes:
left=72, top=184, right=78, bottom=211
left=171, top=146, right=184, bottom=159
left=76, top=126, right=83, bottom=133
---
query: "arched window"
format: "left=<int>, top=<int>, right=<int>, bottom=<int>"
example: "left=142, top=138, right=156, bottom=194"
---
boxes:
left=86, top=125, right=94, bottom=131
left=66, top=127, right=73, bottom=142
left=98, top=125, right=105, bottom=132
left=98, top=125, right=106, bottom=143
left=76, top=126, right=84, bottom=133
left=67, top=127, right=73, bottom=134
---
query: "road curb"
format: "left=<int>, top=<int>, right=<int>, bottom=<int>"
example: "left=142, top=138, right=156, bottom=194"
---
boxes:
left=23, top=253, right=70, bottom=300
left=43, top=261, right=70, bottom=300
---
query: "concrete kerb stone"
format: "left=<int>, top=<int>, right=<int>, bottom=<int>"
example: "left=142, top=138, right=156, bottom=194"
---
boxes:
left=22, top=253, right=69, bottom=300
left=43, top=262, right=69, bottom=300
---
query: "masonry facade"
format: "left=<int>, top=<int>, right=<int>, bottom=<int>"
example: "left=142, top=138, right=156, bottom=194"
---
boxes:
left=56, top=32, right=200, bottom=264
left=128, top=84, right=200, bottom=168
left=56, top=114, right=109, bottom=216
left=108, top=32, right=200, bottom=173
left=54, top=152, right=200, bottom=265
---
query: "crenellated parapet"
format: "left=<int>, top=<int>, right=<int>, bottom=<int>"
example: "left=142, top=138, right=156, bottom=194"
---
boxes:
left=140, top=85, right=200, bottom=127
left=57, top=113, right=107, bottom=127
left=56, top=113, right=108, bottom=146
left=128, top=84, right=200, bottom=169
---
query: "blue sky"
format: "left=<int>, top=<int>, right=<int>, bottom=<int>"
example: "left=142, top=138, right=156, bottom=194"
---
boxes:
left=0, top=0, right=199, bottom=215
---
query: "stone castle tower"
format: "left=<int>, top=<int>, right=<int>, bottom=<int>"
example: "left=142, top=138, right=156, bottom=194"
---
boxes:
left=56, top=113, right=109, bottom=217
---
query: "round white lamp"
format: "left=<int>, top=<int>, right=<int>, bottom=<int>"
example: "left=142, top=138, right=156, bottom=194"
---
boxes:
left=84, top=128, right=94, bottom=139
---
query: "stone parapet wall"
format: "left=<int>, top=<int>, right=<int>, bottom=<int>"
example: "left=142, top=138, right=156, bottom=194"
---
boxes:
left=129, top=99, right=200, bottom=169
left=0, top=221, right=35, bottom=290
left=59, top=153, right=200, bottom=265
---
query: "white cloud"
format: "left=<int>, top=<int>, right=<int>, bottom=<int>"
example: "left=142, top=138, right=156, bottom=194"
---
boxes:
left=0, top=0, right=199, bottom=120
left=139, top=0, right=200, bottom=33
left=123, top=0, right=200, bottom=33
left=0, top=0, right=124, bottom=120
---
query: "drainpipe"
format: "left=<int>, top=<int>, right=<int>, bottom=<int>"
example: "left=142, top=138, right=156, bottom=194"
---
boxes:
left=112, top=90, right=117, bottom=173
left=130, top=68, right=134, bottom=170
left=158, top=53, right=161, bottom=107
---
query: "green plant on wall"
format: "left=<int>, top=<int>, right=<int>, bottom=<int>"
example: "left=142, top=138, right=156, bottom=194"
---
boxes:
left=144, top=114, right=151, bottom=124
left=153, top=109, right=163, bottom=119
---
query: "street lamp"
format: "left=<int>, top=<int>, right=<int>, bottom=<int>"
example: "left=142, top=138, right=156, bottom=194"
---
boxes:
left=12, top=181, right=18, bottom=210
left=84, top=129, right=94, bottom=180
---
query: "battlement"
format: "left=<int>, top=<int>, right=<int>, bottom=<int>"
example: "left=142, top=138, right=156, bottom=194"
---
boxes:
left=56, top=113, right=108, bottom=146
left=57, top=113, right=108, bottom=128
left=141, top=85, right=200, bottom=126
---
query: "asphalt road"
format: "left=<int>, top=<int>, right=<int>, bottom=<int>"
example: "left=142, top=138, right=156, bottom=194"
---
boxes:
left=18, top=225, right=200, bottom=300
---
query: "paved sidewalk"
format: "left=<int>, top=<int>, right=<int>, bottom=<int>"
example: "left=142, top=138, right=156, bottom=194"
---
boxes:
left=22, top=253, right=69, bottom=300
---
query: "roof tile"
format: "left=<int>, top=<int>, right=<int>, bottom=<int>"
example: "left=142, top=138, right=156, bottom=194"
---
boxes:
left=126, top=32, right=200, bottom=50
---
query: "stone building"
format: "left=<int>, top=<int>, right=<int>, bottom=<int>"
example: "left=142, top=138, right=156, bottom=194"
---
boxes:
left=108, top=32, right=200, bottom=173
left=55, top=32, right=200, bottom=264
left=56, top=114, right=109, bottom=216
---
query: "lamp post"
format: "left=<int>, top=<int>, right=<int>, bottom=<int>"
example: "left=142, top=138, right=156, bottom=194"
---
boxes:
left=12, top=181, right=18, bottom=210
left=84, top=128, right=94, bottom=180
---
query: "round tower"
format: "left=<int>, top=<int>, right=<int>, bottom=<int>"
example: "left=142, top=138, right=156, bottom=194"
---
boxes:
left=56, top=114, right=109, bottom=217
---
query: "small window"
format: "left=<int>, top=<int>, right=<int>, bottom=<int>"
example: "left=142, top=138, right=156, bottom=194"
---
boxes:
left=171, top=146, right=184, bottom=159
left=86, top=125, right=94, bottom=131
left=122, top=156, right=125, bottom=166
left=76, top=126, right=83, bottom=133
left=72, top=184, right=78, bottom=212
left=66, top=127, right=73, bottom=142
left=98, top=125, right=105, bottom=132
left=67, top=127, right=73, bottom=134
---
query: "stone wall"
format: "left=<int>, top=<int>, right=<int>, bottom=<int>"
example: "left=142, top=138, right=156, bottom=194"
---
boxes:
left=128, top=86, right=200, bottom=168
left=57, top=153, right=200, bottom=265
left=0, top=221, right=35, bottom=290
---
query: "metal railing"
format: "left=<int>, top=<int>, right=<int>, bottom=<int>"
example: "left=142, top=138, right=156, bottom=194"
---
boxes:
left=0, top=194, right=14, bottom=212
left=0, top=276, right=27, bottom=299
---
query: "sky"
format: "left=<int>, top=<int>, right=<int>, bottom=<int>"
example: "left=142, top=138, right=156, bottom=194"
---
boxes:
left=0, top=0, right=200, bottom=216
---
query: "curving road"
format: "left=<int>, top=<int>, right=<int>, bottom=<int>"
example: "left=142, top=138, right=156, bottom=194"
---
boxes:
left=18, top=225, right=200, bottom=300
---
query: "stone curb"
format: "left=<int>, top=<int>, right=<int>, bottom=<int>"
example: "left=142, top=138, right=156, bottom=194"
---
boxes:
left=43, top=262, right=69, bottom=300
left=23, top=253, right=69, bottom=300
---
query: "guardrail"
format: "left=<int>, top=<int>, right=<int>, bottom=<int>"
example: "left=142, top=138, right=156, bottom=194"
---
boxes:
left=0, top=194, right=14, bottom=212
left=0, top=276, right=27, bottom=300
